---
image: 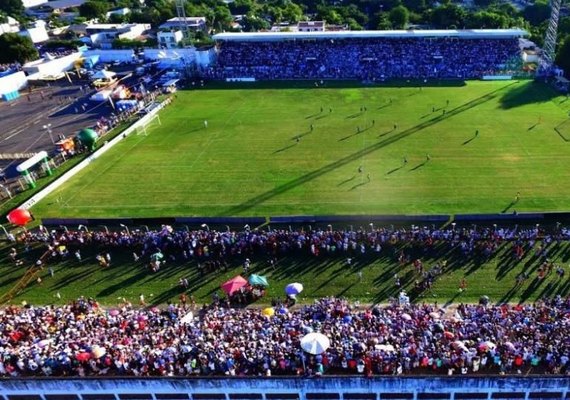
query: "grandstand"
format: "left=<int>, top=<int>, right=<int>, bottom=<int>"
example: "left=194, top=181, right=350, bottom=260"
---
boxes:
left=207, top=29, right=527, bottom=81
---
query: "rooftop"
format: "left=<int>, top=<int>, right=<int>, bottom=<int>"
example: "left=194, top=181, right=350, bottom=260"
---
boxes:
left=213, top=29, right=529, bottom=41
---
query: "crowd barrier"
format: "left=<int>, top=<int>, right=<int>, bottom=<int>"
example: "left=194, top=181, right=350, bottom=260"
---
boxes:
left=40, top=212, right=570, bottom=228
left=0, top=376, right=567, bottom=400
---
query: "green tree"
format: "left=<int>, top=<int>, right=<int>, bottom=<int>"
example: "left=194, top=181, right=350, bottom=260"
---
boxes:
left=373, top=11, right=392, bottom=30
left=79, top=1, right=108, bottom=20
left=522, top=1, right=550, bottom=27
left=466, top=11, right=507, bottom=29
left=229, top=0, right=254, bottom=15
left=0, top=33, right=38, bottom=64
left=403, top=0, right=425, bottom=13
left=473, top=0, right=495, bottom=8
left=431, top=4, right=465, bottom=28
left=389, top=5, right=409, bottom=28
left=316, top=5, right=343, bottom=25
left=241, top=13, right=270, bottom=31
left=556, top=35, right=570, bottom=77
left=0, top=0, right=24, bottom=19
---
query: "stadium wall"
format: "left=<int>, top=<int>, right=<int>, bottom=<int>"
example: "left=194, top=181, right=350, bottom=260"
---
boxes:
left=0, top=376, right=567, bottom=400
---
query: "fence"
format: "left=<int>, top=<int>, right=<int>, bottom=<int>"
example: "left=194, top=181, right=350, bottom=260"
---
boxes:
left=0, top=376, right=567, bottom=400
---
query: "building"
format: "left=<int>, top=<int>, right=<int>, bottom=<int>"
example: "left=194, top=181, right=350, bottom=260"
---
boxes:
left=26, top=0, right=87, bottom=18
left=0, top=16, right=20, bottom=35
left=19, top=20, right=49, bottom=43
left=85, top=23, right=150, bottom=48
left=158, top=30, right=184, bottom=49
left=271, top=23, right=298, bottom=32
left=23, top=51, right=82, bottom=79
left=22, top=0, right=48, bottom=8
left=298, top=21, right=325, bottom=32
left=159, top=17, right=207, bottom=32
left=106, top=7, right=131, bottom=19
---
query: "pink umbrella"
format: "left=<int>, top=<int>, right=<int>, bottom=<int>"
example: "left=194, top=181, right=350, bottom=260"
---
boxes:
left=108, top=309, right=120, bottom=316
left=221, top=275, right=248, bottom=295
left=444, top=331, right=455, bottom=339
left=401, top=313, right=412, bottom=321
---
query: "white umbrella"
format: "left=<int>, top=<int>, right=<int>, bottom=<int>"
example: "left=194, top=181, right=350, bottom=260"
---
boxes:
left=285, top=283, right=304, bottom=296
left=300, top=332, right=330, bottom=355
left=375, top=344, right=395, bottom=352
left=180, top=311, right=194, bottom=324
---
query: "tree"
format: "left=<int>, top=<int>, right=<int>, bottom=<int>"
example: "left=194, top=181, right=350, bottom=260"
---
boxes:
left=79, top=1, right=108, bottom=20
left=466, top=11, right=507, bottom=29
left=241, top=13, right=270, bottom=31
left=431, top=4, right=465, bottom=29
left=403, top=0, right=425, bottom=13
left=556, top=35, right=570, bottom=78
left=522, top=1, right=550, bottom=27
left=0, top=0, right=24, bottom=19
left=389, top=5, right=409, bottom=28
left=0, top=33, right=38, bottom=64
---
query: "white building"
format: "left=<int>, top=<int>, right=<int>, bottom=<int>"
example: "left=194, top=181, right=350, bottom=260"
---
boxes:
left=159, top=17, right=206, bottom=32
left=23, top=51, right=82, bottom=79
left=0, top=16, right=20, bottom=35
left=22, top=0, right=48, bottom=8
left=85, top=23, right=150, bottom=48
left=106, top=8, right=131, bottom=19
left=158, top=30, right=184, bottom=49
left=20, top=20, right=49, bottom=43
left=298, top=21, right=325, bottom=32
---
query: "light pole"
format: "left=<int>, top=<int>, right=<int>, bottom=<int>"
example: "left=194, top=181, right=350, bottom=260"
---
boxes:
left=59, top=225, right=69, bottom=233
left=369, top=222, right=374, bottom=232
left=140, top=225, right=149, bottom=232
left=0, top=224, right=8, bottom=238
left=119, top=223, right=130, bottom=235
left=78, top=224, right=89, bottom=232
left=0, top=184, right=12, bottom=199
left=100, top=225, right=109, bottom=234
left=201, top=223, right=210, bottom=232
left=42, top=123, right=55, bottom=144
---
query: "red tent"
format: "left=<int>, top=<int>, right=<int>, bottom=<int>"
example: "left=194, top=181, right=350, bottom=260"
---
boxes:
left=221, top=275, right=248, bottom=295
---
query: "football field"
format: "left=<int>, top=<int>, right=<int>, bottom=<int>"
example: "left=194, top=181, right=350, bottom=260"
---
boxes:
left=32, top=80, right=570, bottom=218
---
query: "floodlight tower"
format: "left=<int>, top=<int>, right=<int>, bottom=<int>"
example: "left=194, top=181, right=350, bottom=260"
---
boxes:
left=538, top=0, right=563, bottom=76
left=175, top=0, right=190, bottom=40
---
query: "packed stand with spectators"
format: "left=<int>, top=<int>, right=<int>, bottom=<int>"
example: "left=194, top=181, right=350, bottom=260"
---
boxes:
left=205, top=37, right=521, bottom=81
left=0, top=295, right=568, bottom=377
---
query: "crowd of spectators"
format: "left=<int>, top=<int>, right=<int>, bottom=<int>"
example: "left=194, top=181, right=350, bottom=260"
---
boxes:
left=18, top=223, right=570, bottom=270
left=10, top=223, right=568, bottom=295
left=0, top=295, right=568, bottom=377
left=205, top=38, right=521, bottom=80
left=0, top=62, right=22, bottom=78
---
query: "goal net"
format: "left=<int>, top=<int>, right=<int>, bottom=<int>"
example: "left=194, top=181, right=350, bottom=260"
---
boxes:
left=135, top=112, right=162, bottom=136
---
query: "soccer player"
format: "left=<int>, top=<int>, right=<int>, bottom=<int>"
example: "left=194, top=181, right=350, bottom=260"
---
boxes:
left=204, top=120, right=208, bottom=129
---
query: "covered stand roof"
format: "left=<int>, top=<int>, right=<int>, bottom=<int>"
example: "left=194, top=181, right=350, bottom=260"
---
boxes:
left=213, top=29, right=528, bottom=42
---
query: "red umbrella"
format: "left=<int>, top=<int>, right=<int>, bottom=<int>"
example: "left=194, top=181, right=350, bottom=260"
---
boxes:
left=7, top=209, right=33, bottom=226
left=221, top=275, right=248, bottom=295
left=76, top=352, right=91, bottom=362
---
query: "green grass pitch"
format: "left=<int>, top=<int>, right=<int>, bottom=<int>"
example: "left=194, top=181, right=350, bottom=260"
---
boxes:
left=33, top=80, right=570, bottom=219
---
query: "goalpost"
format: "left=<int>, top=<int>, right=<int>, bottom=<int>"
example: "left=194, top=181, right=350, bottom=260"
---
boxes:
left=135, top=112, right=162, bottom=136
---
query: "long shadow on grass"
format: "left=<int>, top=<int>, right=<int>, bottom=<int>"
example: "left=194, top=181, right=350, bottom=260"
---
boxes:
left=221, top=83, right=515, bottom=216
left=499, top=81, right=558, bottom=109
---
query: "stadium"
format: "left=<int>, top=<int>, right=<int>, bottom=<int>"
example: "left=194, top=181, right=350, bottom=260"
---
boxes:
left=0, top=26, right=570, bottom=400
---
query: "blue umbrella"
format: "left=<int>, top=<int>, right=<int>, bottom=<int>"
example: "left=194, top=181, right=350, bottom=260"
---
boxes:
left=249, top=274, right=269, bottom=287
